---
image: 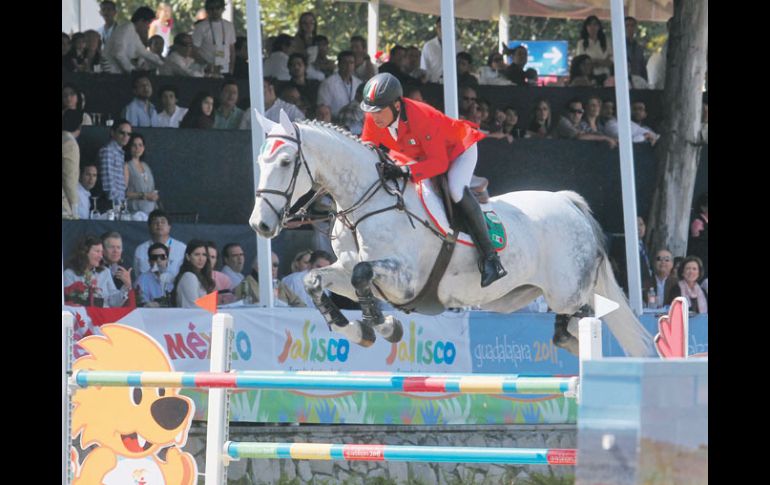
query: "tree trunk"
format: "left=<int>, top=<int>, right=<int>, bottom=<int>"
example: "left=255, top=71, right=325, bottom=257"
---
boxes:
left=646, top=0, right=708, bottom=258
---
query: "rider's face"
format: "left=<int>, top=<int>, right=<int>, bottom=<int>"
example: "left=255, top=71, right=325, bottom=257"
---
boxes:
left=370, top=100, right=399, bottom=128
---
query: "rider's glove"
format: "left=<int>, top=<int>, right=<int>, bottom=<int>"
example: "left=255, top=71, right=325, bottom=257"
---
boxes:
left=382, top=163, right=411, bottom=181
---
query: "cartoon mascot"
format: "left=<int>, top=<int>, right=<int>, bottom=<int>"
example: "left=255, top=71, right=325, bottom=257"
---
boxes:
left=71, top=325, right=197, bottom=484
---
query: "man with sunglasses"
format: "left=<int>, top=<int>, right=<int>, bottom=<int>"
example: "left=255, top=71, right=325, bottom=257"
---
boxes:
left=98, top=118, right=132, bottom=205
left=134, top=242, right=175, bottom=307
left=133, top=209, right=187, bottom=279
left=555, top=98, right=617, bottom=148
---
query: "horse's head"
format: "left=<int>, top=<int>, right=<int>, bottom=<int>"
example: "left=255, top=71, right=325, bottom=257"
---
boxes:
left=249, top=109, right=313, bottom=238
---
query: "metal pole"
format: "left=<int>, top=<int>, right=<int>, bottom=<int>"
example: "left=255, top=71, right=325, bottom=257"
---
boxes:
left=440, top=0, right=458, bottom=118
left=367, top=0, right=380, bottom=60
left=245, top=0, right=274, bottom=307
left=498, top=0, right=510, bottom=54
left=609, top=0, right=643, bottom=316
left=204, top=314, right=234, bottom=485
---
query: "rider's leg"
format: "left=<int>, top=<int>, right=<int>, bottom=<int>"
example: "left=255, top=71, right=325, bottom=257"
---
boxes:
left=448, top=144, right=508, bottom=287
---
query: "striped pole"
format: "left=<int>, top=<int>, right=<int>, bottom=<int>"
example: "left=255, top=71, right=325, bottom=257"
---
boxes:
left=72, top=370, right=578, bottom=396
left=226, top=442, right=576, bottom=466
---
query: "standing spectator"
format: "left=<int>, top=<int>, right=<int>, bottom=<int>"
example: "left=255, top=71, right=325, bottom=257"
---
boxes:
left=137, top=35, right=166, bottom=73
left=77, top=164, right=98, bottom=220
left=290, top=12, right=317, bottom=56
left=636, top=216, right=653, bottom=283
left=504, top=45, right=538, bottom=86
left=62, top=109, right=82, bottom=220
left=421, top=17, right=443, bottom=83
left=311, top=35, right=335, bottom=77
left=317, top=51, right=361, bottom=118
left=134, top=210, right=187, bottom=278
left=625, top=16, right=648, bottom=81
left=221, top=243, right=246, bottom=287
left=148, top=2, right=174, bottom=56
left=350, top=35, right=377, bottom=83
left=98, top=119, right=132, bottom=205
left=122, top=75, right=160, bottom=127
left=102, top=7, right=164, bottom=74
left=153, top=85, right=188, bottom=128
left=288, top=52, right=322, bottom=107
left=575, top=15, right=613, bottom=84
left=263, top=33, right=293, bottom=81
left=233, top=36, right=249, bottom=79
left=82, top=30, right=103, bottom=73
left=688, top=192, right=708, bottom=278
left=97, top=1, right=118, bottom=47
left=101, top=231, right=132, bottom=291
left=179, top=92, right=216, bottom=129
left=404, top=45, right=427, bottom=83
left=479, top=52, right=513, bottom=86
left=665, top=256, right=708, bottom=314
left=526, top=99, right=553, bottom=138
left=63, top=33, right=88, bottom=72
left=134, top=242, right=175, bottom=307
left=159, top=33, right=204, bottom=77
left=647, top=17, right=672, bottom=90
left=648, top=249, right=678, bottom=309
left=214, top=80, right=245, bottom=129
left=123, top=133, right=159, bottom=215
left=192, top=0, right=236, bottom=76
left=64, top=235, right=129, bottom=308
left=377, top=45, right=410, bottom=85
left=207, top=241, right=234, bottom=302
left=173, top=240, right=215, bottom=308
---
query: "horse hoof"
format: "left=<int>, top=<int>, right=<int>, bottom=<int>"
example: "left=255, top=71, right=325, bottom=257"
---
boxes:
left=553, top=332, right=579, bottom=356
left=343, top=320, right=376, bottom=347
left=374, top=315, right=404, bottom=343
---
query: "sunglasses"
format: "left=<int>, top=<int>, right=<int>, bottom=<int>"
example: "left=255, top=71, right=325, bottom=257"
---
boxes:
left=569, top=108, right=584, bottom=114
left=149, top=254, right=168, bottom=261
left=656, top=256, right=671, bottom=262
left=463, top=96, right=477, bottom=102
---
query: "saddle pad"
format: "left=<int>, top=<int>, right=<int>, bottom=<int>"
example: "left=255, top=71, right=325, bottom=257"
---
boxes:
left=416, top=180, right=506, bottom=251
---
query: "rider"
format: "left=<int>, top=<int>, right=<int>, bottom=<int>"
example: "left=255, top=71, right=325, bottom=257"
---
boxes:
left=359, top=72, right=507, bottom=287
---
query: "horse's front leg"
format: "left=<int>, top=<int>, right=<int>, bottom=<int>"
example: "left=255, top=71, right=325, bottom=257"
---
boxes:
left=303, top=264, right=376, bottom=347
left=350, top=261, right=407, bottom=343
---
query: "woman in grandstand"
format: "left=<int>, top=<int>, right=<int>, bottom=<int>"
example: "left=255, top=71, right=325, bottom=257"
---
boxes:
left=179, top=92, right=215, bottom=129
left=123, top=133, right=159, bottom=215
left=575, top=15, right=613, bottom=84
left=172, top=240, right=216, bottom=308
left=664, top=256, right=708, bottom=314
left=526, top=99, right=553, bottom=138
left=64, top=235, right=130, bottom=307
left=568, top=55, right=597, bottom=87
left=290, top=11, right=318, bottom=56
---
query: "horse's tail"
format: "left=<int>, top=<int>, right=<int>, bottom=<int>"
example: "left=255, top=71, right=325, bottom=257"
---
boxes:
left=560, top=191, right=653, bottom=357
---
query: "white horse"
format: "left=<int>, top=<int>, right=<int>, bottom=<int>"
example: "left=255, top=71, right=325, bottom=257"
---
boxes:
left=249, top=111, right=652, bottom=357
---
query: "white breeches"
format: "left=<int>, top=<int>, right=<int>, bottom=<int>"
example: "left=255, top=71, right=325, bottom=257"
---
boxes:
left=447, top=143, right=478, bottom=202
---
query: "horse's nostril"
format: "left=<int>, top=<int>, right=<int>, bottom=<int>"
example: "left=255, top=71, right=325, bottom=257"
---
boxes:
left=258, top=222, right=271, bottom=233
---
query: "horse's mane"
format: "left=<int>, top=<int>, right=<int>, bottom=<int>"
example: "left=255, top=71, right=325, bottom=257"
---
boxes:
left=297, top=119, right=377, bottom=160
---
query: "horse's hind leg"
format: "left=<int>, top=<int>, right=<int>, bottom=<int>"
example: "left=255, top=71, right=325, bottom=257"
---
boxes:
left=553, top=305, right=591, bottom=356
left=350, top=262, right=404, bottom=343
left=304, top=266, right=376, bottom=347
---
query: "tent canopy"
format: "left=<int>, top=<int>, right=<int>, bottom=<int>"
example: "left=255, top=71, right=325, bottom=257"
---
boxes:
left=379, top=0, right=672, bottom=22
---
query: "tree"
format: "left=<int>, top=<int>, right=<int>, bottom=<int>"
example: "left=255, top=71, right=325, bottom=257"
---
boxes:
left=646, top=0, right=707, bottom=257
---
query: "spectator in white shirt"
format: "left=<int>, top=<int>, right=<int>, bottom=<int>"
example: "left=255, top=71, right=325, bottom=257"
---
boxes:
left=221, top=243, right=246, bottom=287
left=97, top=1, right=118, bottom=46
left=77, top=164, right=98, bottom=220
left=317, top=51, right=362, bottom=118
left=263, top=34, right=293, bottom=81
left=102, top=7, right=164, bottom=74
left=153, top=85, right=188, bottom=128
left=240, top=77, right=305, bottom=129
left=160, top=33, right=204, bottom=77
left=421, top=17, right=444, bottom=83
left=192, top=0, right=236, bottom=76
left=134, top=210, right=187, bottom=279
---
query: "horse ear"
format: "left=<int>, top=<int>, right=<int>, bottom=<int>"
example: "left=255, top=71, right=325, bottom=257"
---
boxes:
left=253, top=108, right=278, bottom=133
left=278, top=109, right=296, bottom=137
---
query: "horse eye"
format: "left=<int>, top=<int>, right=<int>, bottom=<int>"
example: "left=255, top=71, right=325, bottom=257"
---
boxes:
left=280, top=157, right=292, bottom=167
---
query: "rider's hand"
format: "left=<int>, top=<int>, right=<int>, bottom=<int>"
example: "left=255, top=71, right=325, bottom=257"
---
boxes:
left=382, top=163, right=410, bottom=181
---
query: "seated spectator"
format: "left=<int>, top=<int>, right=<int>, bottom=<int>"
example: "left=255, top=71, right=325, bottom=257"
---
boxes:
left=351, top=35, right=377, bottom=83
left=288, top=52, right=323, bottom=106
left=214, top=79, right=245, bottom=129
left=600, top=99, right=615, bottom=125
left=153, top=84, right=188, bottom=128
left=647, top=249, right=678, bottom=309
left=233, top=36, right=249, bottom=79
left=221, top=243, right=246, bottom=287
left=137, top=34, right=165, bottom=72
left=314, top=104, right=332, bottom=122
left=252, top=77, right=304, bottom=125
left=62, top=83, right=93, bottom=126
left=64, top=235, right=129, bottom=308
left=77, top=164, right=98, bottom=220
left=102, top=6, right=164, bottom=74
left=289, top=249, right=313, bottom=274
left=62, top=109, right=83, bottom=220
left=206, top=241, right=235, bottom=304
left=404, top=83, right=424, bottom=102
left=82, top=30, right=103, bottom=72
left=123, top=133, right=159, bottom=215
left=276, top=250, right=333, bottom=307
left=526, top=99, right=553, bottom=138
left=318, top=51, right=362, bottom=118
left=134, top=209, right=187, bottom=278
left=337, top=83, right=365, bottom=135
left=101, top=231, right=132, bottom=290
left=278, top=83, right=309, bottom=116
left=264, top=33, right=293, bottom=81
left=456, top=52, right=479, bottom=89
left=582, top=95, right=605, bottom=134
left=502, top=106, right=526, bottom=139
left=148, top=2, right=173, bottom=56
left=134, top=242, right=175, bottom=307
left=479, top=52, right=513, bottom=86
left=575, top=15, right=613, bottom=84
left=290, top=11, right=317, bottom=56
left=568, top=54, right=597, bottom=87
left=602, top=100, right=659, bottom=145
left=630, top=100, right=658, bottom=133
left=688, top=192, right=708, bottom=278
left=159, top=33, right=204, bottom=77
left=62, top=33, right=71, bottom=69
left=503, top=45, right=537, bottom=86
left=234, top=252, right=293, bottom=305
left=378, top=45, right=410, bottom=85
left=173, top=240, right=216, bottom=308
left=64, top=32, right=89, bottom=72
left=554, top=98, right=617, bottom=148
left=404, top=45, right=427, bottom=83
left=311, top=34, right=335, bottom=78
left=665, top=256, right=708, bottom=314
left=122, top=75, right=160, bottom=127
left=180, top=91, right=216, bottom=129
left=458, top=85, right=479, bottom=120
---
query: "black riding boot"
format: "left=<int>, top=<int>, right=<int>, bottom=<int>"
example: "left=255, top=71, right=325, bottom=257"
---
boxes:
left=457, top=187, right=508, bottom=287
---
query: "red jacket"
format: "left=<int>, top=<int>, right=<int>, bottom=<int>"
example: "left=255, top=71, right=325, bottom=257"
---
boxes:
left=361, top=98, right=485, bottom=182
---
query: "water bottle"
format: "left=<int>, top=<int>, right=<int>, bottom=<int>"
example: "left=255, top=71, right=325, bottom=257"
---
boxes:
left=647, top=287, right=657, bottom=309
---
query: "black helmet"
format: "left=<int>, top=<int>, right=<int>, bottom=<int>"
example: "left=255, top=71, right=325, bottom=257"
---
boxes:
left=360, top=73, right=403, bottom=113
